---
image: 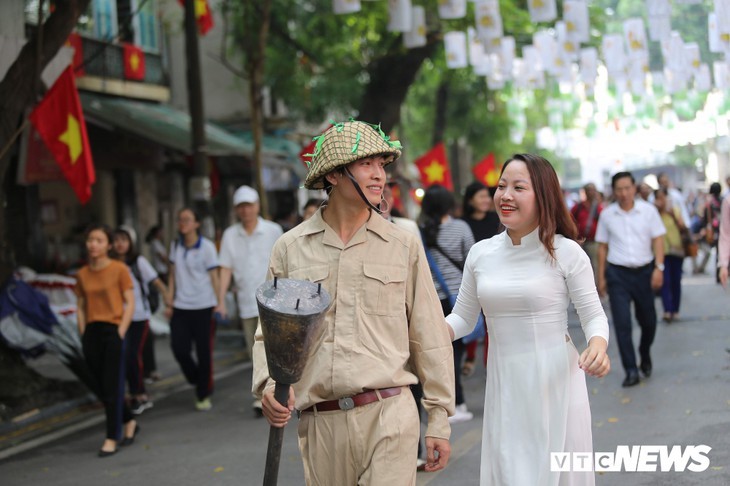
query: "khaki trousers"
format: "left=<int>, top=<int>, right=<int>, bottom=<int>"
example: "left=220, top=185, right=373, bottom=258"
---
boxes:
left=242, top=317, right=261, bottom=407
left=298, top=387, right=420, bottom=486
left=241, top=317, right=258, bottom=361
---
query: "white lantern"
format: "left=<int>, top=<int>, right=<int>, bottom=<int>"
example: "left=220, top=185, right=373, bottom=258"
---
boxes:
left=696, top=63, right=712, bottom=91
left=444, top=31, right=468, bottom=69
left=713, top=61, right=730, bottom=90
left=623, top=18, right=648, bottom=61
left=439, top=0, right=467, bottom=20
left=579, top=47, right=598, bottom=84
left=387, top=0, right=412, bottom=33
left=534, top=30, right=558, bottom=76
left=333, top=0, right=361, bottom=15
left=475, top=0, right=503, bottom=44
left=563, top=0, right=590, bottom=44
left=403, top=6, right=426, bottom=49
left=684, top=42, right=702, bottom=76
left=527, top=0, right=557, bottom=23
left=499, top=36, right=515, bottom=79
left=647, top=16, right=671, bottom=42
left=602, top=33, right=626, bottom=78
left=556, top=21, right=579, bottom=61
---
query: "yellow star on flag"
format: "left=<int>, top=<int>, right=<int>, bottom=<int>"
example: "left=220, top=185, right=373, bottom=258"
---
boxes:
left=58, top=114, right=83, bottom=165
left=423, top=160, right=446, bottom=183
left=130, top=52, right=140, bottom=72
left=486, top=170, right=500, bottom=187
left=195, top=0, right=208, bottom=16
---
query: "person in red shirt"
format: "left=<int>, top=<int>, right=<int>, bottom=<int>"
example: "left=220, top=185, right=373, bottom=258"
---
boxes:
left=570, top=182, right=603, bottom=284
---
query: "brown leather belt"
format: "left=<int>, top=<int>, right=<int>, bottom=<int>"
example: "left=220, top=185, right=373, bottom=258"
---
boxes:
left=301, top=387, right=402, bottom=413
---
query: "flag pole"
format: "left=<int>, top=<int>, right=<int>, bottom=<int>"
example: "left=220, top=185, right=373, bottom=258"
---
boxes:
left=0, top=119, right=30, bottom=163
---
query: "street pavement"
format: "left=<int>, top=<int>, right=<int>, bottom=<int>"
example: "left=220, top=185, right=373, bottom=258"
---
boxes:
left=1, top=269, right=729, bottom=485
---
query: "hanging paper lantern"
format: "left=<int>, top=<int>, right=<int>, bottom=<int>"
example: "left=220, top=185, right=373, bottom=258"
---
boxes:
left=602, top=33, right=626, bottom=78
left=439, top=0, right=467, bottom=20
left=499, top=36, right=515, bottom=80
left=475, top=0, right=503, bottom=44
left=527, top=0, right=557, bottom=24
left=646, top=0, right=670, bottom=41
left=623, top=18, right=648, bottom=61
left=563, top=0, right=590, bottom=44
left=556, top=21, right=579, bottom=61
left=468, top=28, right=489, bottom=69
left=696, top=64, right=712, bottom=92
left=534, top=30, right=559, bottom=76
left=403, top=5, right=426, bottom=49
left=708, top=13, right=725, bottom=54
left=333, top=0, right=361, bottom=15
left=714, top=61, right=730, bottom=90
left=684, top=42, right=701, bottom=76
left=387, top=0, right=412, bottom=33
left=444, top=31, right=468, bottom=69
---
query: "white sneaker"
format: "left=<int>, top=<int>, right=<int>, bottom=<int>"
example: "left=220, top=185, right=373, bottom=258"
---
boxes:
left=448, top=403, right=473, bottom=424
left=195, top=397, right=212, bottom=411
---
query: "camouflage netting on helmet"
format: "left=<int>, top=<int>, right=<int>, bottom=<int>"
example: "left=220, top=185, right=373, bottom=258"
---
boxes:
left=303, top=120, right=402, bottom=190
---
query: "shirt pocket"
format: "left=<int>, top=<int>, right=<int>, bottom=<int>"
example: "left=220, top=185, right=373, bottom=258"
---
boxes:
left=288, top=264, right=330, bottom=284
left=361, top=263, right=407, bottom=317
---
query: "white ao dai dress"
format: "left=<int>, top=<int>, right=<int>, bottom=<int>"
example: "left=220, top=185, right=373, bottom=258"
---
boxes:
left=446, top=228, right=609, bottom=486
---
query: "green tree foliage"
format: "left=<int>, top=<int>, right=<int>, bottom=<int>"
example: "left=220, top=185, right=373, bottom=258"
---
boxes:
left=236, top=0, right=603, bottom=173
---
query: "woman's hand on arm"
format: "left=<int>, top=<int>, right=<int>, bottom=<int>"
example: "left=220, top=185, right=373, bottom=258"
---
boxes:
left=579, top=336, right=610, bottom=378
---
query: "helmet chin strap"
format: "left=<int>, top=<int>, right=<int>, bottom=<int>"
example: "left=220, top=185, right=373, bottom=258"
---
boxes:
left=343, top=167, right=384, bottom=214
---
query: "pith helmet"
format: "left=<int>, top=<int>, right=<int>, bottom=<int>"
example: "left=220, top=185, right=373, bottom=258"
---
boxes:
left=303, top=120, right=403, bottom=190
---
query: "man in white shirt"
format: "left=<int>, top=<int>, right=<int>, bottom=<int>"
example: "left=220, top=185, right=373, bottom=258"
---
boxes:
left=218, top=185, right=283, bottom=413
left=595, top=171, right=666, bottom=388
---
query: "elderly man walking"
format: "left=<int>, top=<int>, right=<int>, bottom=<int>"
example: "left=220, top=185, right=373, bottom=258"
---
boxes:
left=218, top=185, right=282, bottom=414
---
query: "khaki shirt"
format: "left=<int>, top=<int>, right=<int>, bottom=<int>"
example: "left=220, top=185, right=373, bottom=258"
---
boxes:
left=253, top=208, right=455, bottom=439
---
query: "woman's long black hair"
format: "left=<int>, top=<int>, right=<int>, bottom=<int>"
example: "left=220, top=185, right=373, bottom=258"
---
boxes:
left=112, top=227, right=139, bottom=265
left=419, top=185, right=455, bottom=247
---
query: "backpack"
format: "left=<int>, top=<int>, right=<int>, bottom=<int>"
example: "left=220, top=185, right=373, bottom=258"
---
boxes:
left=130, top=257, right=160, bottom=314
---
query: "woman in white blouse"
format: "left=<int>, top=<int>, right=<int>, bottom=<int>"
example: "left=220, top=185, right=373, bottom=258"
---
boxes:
left=446, top=154, right=611, bottom=486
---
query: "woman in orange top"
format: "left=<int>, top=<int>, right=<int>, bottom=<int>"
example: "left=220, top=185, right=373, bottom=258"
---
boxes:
left=75, top=224, right=138, bottom=457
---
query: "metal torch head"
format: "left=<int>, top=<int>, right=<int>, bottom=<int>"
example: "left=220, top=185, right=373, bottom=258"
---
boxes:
left=256, top=278, right=331, bottom=385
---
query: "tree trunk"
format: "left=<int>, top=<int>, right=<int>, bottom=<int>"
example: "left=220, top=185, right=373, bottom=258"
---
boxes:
left=0, top=0, right=91, bottom=418
left=247, top=0, right=273, bottom=220
left=0, top=0, right=91, bottom=283
left=358, top=37, right=438, bottom=133
left=432, top=79, right=450, bottom=146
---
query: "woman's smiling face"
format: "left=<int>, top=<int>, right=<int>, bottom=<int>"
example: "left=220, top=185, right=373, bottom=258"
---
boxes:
left=494, top=160, right=538, bottom=239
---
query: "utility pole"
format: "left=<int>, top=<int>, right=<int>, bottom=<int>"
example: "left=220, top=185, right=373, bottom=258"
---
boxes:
left=183, top=0, right=212, bottom=235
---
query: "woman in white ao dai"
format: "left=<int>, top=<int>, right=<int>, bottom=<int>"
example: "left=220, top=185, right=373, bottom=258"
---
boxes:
left=446, top=154, right=611, bottom=486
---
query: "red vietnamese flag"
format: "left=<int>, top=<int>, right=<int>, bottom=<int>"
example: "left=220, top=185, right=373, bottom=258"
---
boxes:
left=299, top=124, right=333, bottom=168
left=66, top=33, right=85, bottom=76
left=178, top=0, right=214, bottom=35
left=414, top=142, right=453, bottom=190
left=123, top=43, right=145, bottom=80
left=29, top=67, right=96, bottom=204
left=299, top=138, right=317, bottom=169
left=472, top=152, right=500, bottom=187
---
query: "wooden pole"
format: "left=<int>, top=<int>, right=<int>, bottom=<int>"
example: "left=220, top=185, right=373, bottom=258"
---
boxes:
left=262, top=381, right=290, bottom=486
